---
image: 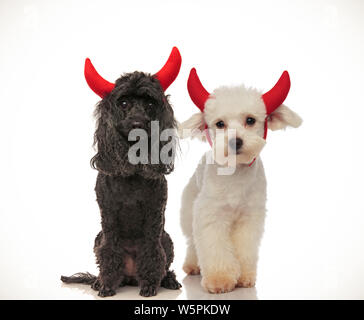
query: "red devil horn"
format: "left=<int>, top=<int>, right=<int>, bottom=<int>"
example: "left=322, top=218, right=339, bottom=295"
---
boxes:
left=154, top=47, right=182, bottom=91
left=84, top=58, right=115, bottom=98
left=262, top=71, right=291, bottom=115
left=187, top=68, right=211, bottom=112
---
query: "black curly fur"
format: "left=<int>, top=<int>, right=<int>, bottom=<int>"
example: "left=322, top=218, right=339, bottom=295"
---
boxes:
left=61, top=72, right=181, bottom=297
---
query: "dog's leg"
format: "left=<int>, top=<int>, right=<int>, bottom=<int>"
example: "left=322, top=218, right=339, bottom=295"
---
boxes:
left=193, top=201, right=240, bottom=294
left=94, top=237, right=125, bottom=297
left=136, top=241, right=165, bottom=297
left=180, top=173, right=200, bottom=275
left=160, top=231, right=182, bottom=290
left=232, top=213, right=265, bottom=288
left=183, top=239, right=200, bottom=275
left=135, top=210, right=167, bottom=297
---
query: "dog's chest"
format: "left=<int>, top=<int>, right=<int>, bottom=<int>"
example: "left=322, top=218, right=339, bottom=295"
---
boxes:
left=102, top=174, right=166, bottom=204
left=97, top=174, right=167, bottom=236
left=203, top=158, right=267, bottom=211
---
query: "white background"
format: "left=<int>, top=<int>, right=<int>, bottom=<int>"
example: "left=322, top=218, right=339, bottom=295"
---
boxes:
left=1, top=0, right=364, bottom=299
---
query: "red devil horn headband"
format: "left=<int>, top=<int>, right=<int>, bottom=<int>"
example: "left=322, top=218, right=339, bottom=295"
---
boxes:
left=187, top=68, right=211, bottom=112
left=262, top=71, right=291, bottom=115
left=154, top=47, right=182, bottom=91
left=187, top=68, right=290, bottom=115
left=84, top=47, right=182, bottom=98
left=84, top=58, right=115, bottom=98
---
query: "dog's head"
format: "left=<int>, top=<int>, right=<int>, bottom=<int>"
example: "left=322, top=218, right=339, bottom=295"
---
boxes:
left=86, top=48, right=181, bottom=177
left=180, top=69, right=302, bottom=166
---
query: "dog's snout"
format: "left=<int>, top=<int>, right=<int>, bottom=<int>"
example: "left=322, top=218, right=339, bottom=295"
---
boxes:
left=128, top=115, right=149, bottom=130
left=131, top=120, right=144, bottom=129
left=229, top=138, right=243, bottom=151
left=117, top=116, right=149, bottom=137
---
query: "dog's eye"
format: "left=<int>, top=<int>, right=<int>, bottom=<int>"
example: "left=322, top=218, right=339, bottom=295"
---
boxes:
left=121, top=101, right=128, bottom=108
left=246, top=117, right=256, bottom=126
left=148, top=102, right=154, bottom=108
left=216, top=120, right=225, bottom=128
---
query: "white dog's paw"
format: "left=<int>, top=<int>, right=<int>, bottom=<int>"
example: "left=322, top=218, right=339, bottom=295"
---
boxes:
left=201, top=273, right=237, bottom=294
left=236, top=272, right=256, bottom=288
left=183, top=263, right=200, bottom=275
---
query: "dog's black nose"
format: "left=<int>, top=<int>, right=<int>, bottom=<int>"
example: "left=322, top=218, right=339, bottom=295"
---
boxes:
left=229, top=138, right=243, bottom=151
left=131, top=121, right=144, bottom=129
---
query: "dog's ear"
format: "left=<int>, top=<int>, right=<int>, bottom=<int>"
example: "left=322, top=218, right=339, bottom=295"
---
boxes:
left=267, top=104, right=302, bottom=131
left=178, top=112, right=207, bottom=141
left=90, top=100, right=135, bottom=176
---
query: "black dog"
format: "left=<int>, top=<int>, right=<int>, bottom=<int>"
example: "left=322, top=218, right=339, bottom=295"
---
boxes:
left=61, top=48, right=182, bottom=297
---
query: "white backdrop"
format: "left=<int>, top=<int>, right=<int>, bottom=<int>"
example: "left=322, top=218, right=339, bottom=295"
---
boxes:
left=1, top=0, right=363, bottom=299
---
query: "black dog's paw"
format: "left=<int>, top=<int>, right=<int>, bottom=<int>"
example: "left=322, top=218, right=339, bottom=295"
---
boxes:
left=161, top=273, right=182, bottom=290
left=139, top=285, right=158, bottom=297
left=98, top=286, right=116, bottom=297
left=161, top=277, right=182, bottom=290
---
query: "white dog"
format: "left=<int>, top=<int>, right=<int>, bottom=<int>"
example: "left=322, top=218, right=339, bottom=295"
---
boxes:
left=179, top=68, right=302, bottom=294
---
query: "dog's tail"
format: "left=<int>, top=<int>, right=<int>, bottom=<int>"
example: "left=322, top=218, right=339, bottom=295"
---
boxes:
left=61, top=272, right=97, bottom=285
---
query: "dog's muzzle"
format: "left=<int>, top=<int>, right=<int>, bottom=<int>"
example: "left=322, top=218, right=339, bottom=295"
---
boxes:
left=229, top=138, right=243, bottom=153
left=117, top=116, right=150, bottom=137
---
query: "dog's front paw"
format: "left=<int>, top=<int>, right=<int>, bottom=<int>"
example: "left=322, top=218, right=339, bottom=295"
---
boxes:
left=161, top=272, right=182, bottom=290
left=183, top=263, right=200, bottom=275
left=161, top=278, right=182, bottom=290
left=139, top=285, right=158, bottom=297
left=201, top=273, right=237, bottom=294
left=236, top=272, right=256, bottom=288
left=98, top=285, right=116, bottom=297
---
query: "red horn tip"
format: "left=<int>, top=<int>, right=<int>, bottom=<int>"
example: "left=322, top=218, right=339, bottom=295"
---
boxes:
left=84, top=58, right=115, bottom=98
left=187, top=68, right=210, bottom=112
left=262, top=71, right=291, bottom=115
left=154, top=47, right=182, bottom=91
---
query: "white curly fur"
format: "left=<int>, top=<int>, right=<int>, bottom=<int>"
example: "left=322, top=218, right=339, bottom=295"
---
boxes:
left=180, top=84, right=302, bottom=294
